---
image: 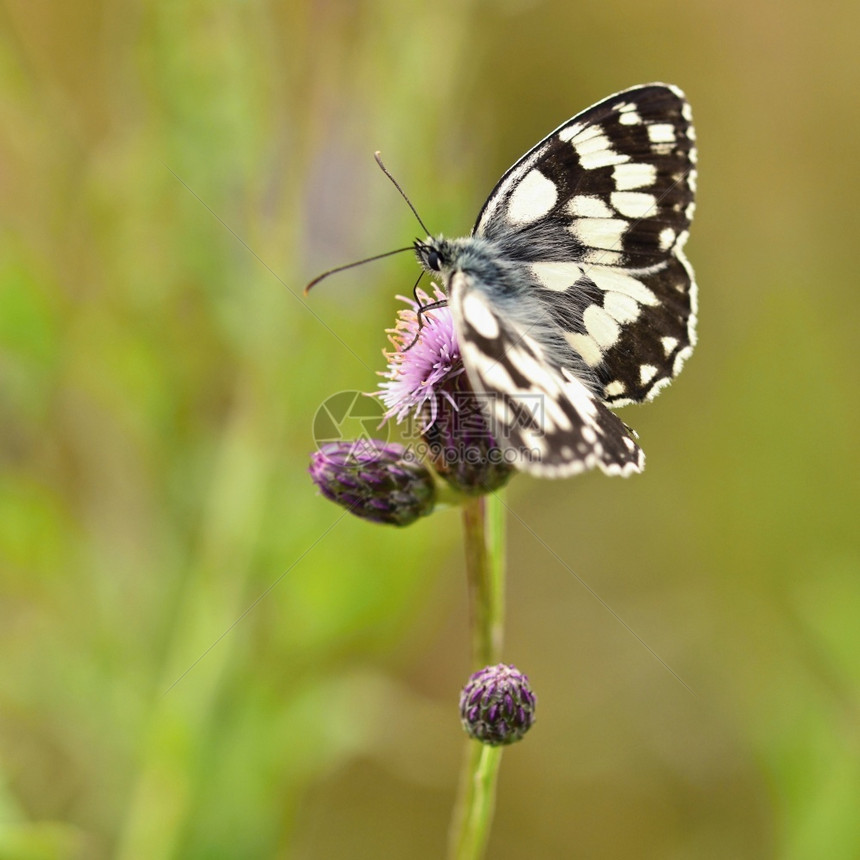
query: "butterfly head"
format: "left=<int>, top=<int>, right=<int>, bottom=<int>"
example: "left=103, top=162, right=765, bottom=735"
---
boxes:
left=414, top=236, right=455, bottom=276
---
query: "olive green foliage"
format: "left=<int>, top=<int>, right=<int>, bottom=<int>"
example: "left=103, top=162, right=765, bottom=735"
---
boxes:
left=1, top=0, right=859, bottom=857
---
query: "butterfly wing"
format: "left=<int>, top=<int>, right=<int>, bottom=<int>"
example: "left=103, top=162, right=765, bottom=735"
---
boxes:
left=473, top=83, right=697, bottom=406
left=449, top=274, right=644, bottom=478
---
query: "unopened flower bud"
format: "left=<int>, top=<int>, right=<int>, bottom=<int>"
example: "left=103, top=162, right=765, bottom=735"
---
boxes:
left=459, top=663, right=536, bottom=746
left=309, top=440, right=435, bottom=527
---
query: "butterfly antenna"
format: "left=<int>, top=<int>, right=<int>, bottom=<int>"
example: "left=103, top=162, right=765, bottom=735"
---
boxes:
left=374, top=152, right=433, bottom=237
left=304, top=246, right=414, bottom=294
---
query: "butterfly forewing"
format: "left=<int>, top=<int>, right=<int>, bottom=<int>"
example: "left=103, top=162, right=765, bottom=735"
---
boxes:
left=471, top=83, right=697, bottom=408
left=450, top=274, right=644, bottom=478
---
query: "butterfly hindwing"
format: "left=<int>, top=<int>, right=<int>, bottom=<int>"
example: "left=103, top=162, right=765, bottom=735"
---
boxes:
left=474, top=84, right=695, bottom=263
left=471, top=83, right=697, bottom=407
left=521, top=256, right=696, bottom=405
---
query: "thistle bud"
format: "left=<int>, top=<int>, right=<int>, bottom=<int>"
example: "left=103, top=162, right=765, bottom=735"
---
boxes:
left=459, top=663, right=536, bottom=746
left=309, top=439, right=435, bottom=527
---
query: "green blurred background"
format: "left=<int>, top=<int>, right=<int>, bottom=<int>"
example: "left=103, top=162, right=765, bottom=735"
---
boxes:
left=2, top=0, right=859, bottom=857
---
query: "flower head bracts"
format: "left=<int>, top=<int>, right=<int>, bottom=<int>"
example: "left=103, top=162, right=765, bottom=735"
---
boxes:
left=459, top=663, right=537, bottom=746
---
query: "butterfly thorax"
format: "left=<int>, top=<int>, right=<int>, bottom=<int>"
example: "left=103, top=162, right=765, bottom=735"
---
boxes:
left=416, top=234, right=602, bottom=394
left=416, top=235, right=530, bottom=301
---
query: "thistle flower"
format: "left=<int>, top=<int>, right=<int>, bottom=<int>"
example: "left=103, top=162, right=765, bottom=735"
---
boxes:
left=378, top=286, right=514, bottom=495
left=459, top=663, right=537, bottom=746
left=309, top=439, right=436, bottom=527
left=378, top=284, right=464, bottom=427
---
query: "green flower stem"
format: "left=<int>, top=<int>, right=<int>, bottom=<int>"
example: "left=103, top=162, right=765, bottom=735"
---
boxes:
left=448, top=491, right=506, bottom=860
left=462, top=493, right=506, bottom=667
left=450, top=743, right=504, bottom=860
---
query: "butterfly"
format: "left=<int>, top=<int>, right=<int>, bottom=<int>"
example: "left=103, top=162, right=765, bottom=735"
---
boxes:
left=412, top=83, right=698, bottom=478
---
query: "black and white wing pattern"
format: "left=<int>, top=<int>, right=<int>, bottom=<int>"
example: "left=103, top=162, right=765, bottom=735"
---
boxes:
left=473, top=83, right=697, bottom=408
left=449, top=273, right=645, bottom=478
left=434, top=83, right=697, bottom=478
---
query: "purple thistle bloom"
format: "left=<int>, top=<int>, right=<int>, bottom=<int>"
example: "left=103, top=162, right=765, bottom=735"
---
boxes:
left=378, top=284, right=464, bottom=428
left=378, top=285, right=514, bottom=495
left=459, top=663, right=537, bottom=746
left=309, top=439, right=436, bottom=527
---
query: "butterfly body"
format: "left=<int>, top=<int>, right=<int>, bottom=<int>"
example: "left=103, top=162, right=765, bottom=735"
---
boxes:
left=416, top=235, right=603, bottom=394
left=416, top=83, right=698, bottom=478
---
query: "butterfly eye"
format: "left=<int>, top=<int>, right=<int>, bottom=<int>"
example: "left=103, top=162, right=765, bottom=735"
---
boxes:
left=427, top=250, right=441, bottom=271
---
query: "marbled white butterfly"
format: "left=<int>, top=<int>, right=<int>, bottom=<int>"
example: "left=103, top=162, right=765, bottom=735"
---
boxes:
left=414, top=83, right=697, bottom=478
